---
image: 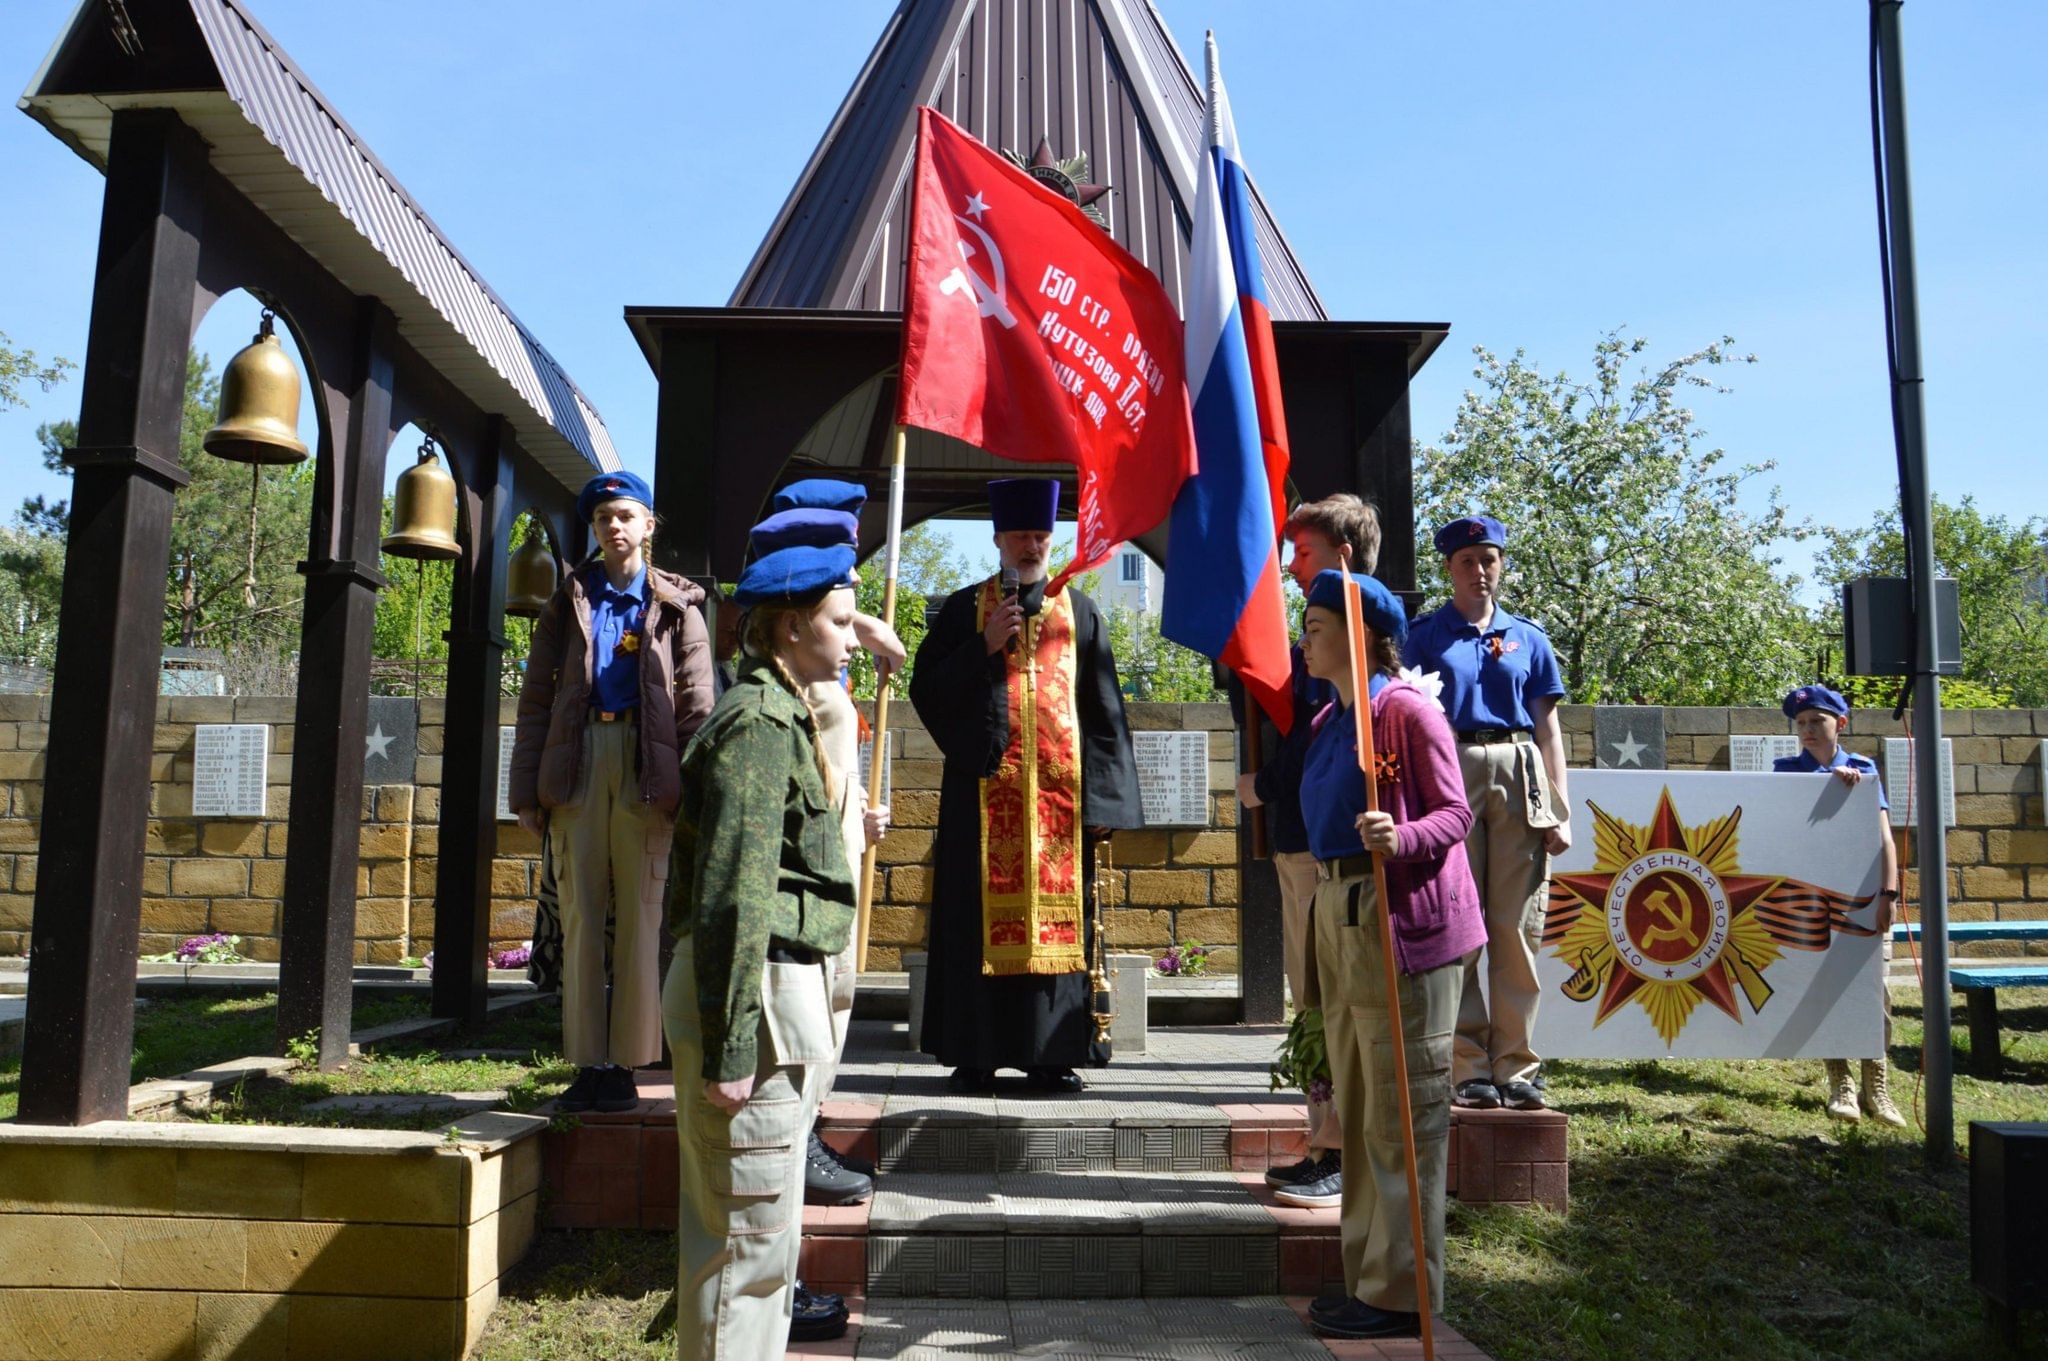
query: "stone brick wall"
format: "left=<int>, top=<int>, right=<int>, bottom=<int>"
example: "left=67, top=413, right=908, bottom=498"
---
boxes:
left=0, top=694, right=539, bottom=965
left=0, top=696, right=2041, bottom=968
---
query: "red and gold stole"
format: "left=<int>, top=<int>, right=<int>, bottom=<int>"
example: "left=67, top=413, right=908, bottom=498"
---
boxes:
left=974, top=575, right=1084, bottom=976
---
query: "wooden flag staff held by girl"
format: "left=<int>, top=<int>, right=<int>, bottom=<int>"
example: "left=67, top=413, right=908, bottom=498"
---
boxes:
left=663, top=532, right=864, bottom=1354
left=1295, top=570, right=1485, bottom=1343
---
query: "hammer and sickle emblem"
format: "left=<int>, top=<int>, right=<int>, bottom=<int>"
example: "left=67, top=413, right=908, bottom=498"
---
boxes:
left=1640, top=888, right=1699, bottom=951
left=940, top=210, right=1019, bottom=329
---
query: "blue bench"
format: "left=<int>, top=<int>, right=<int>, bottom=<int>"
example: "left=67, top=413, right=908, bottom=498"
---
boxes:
left=1951, top=966, right=2048, bottom=1077
left=1893, top=920, right=2048, bottom=944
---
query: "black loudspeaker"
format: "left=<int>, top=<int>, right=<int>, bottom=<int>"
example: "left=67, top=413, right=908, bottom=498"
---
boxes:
left=1842, top=576, right=1962, bottom=676
left=1971, top=1121, right=2048, bottom=1331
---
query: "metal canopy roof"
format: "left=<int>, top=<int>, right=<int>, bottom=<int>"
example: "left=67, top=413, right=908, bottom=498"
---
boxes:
left=731, top=0, right=1329, bottom=321
left=20, top=0, right=618, bottom=489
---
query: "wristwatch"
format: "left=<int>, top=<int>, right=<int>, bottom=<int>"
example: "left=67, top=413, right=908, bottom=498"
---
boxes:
left=1879, top=889, right=1900, bottom=900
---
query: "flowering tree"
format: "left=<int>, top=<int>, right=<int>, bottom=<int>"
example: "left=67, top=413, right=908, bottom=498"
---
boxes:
left=1416, top=333, right=1813, bottom=705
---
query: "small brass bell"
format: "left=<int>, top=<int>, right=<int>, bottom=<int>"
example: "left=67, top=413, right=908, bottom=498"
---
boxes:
left=203, top=309, right=310, bottom=464
left=505, top=530, right=558, bottom=617
left=382, top=438, right=460, bottom=561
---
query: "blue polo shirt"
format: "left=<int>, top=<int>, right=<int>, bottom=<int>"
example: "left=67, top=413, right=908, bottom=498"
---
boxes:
left=1772, top=746, right=1887, bottom=810
left=1299, top=674, right=1389, bottom=861
left=1401, top=602, right=1564, bottom=732
left=588, top=564, right=647, bottom=713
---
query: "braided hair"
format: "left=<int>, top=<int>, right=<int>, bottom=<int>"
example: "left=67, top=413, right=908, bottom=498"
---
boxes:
left=739, top=600, right=837, bottom=792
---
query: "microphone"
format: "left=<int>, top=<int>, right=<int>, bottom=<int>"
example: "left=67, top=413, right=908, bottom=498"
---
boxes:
left=1000, top=567, right=1020, bottom=655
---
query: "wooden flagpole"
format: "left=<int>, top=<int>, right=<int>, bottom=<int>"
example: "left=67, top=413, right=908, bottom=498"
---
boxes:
left=1342, top=576, right=1435, bottom=1360
left=856, top=425, right=909, bottom=972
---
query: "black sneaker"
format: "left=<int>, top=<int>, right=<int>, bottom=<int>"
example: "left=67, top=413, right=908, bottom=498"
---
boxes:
left=1272, top=1150, right=1341, bottom=1209
left=554, top=1065, right=603, bottom=1114
left=589, top=1065, right=640, bottom=1114
left=790, top=1282, right=849, bottom=1342
left=803, top=1130, right=874, bottom=1206
left=1498, top=1078, right=1545, bottom=1110
left=1263, top=1154, right=1320, bottom=1189
left=1453, top=1079, right=1501, bottom=1110
left=1308, top=1297, right=1419, bottom=1339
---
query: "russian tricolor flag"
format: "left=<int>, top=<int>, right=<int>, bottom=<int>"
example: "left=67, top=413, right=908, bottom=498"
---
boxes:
left=1160, top=33, right=1294, bottom=733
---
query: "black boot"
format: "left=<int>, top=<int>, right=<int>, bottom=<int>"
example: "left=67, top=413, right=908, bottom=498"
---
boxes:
left=803, top=1130, right=874, bottom=1206
left=790, top=1282, right=849, bottom=1342
left=591, top=1065, right=640, bottom=1114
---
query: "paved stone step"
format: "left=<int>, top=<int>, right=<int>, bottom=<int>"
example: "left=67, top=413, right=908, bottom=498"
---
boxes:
left=807, top=1295, right=1493, bottom=1359
left=865, top=1168, right=1282, bottom=1298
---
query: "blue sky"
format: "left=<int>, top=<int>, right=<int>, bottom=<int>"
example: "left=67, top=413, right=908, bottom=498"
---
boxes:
left=3, top=1, right=2041, bottom=591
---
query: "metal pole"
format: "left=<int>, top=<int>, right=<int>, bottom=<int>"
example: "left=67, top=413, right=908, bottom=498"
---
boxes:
left=1873, top=0, right=1950, bottom=1163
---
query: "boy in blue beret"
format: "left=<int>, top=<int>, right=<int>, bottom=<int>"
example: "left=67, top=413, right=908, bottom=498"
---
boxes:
left=1774, top=684, right=1904, bottom=1126
left=1403, top=514, right=1570, bottom=1113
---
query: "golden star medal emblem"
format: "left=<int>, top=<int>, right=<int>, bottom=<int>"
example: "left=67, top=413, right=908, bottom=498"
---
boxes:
left=1542, top=787, right=1877, bottom=1046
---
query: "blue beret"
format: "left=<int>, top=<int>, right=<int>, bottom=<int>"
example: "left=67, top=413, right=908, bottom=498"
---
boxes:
left=1783, top=684, right=1849, bottom=720
left=750, top=507, right=859, bottom=554
left=773, top=478, right=867, bottom=516
left=577, top=470, right=653, bottom=524
left=1433, top=515, right=1507, bottom=557
left=1304, top=570, right=1407, bottom=645
left=732, top=544, right=858, bottom=608
left=989, top=478, right=1059, bottom=533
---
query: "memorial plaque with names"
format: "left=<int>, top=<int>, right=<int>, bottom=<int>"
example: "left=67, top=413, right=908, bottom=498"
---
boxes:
left=1729, top=734, right=1802, bottom=772
left=857, top=730, right=898, bottom=806
left=1133, top=730, right=1210, bottom=827
left=192, top=724, right=269, bottom=818
left=497, top=727, right=517, bottom=822
left=363, top=695, right=419, bottom=785
left=1883, top=736, right=1956, bottom=830
left=1594, top=705, right=1666, bottom=770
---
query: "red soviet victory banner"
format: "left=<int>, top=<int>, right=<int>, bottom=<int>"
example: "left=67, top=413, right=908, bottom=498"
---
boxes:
left=896, top=107, right=1197, bottom=592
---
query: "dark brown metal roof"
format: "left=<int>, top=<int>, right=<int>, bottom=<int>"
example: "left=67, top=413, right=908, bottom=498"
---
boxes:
left=729, top=0, right=1328, bottom=321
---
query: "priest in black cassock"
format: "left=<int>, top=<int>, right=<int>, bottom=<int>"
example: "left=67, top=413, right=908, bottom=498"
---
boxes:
left=909, top=478, right=1143, bottom=1094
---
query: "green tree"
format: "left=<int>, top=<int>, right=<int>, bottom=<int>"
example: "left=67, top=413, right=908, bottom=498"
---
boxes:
left=850, top=522, right=967, bottom=698
left=0, top=330, right=71, bottom=411
left=1104, top=603, right=1222, bottom=701
left=1415, top=333, right=1813, bottom=705
left=7, top=350, right=316, bottom=678
left=1813, top=495, right=2048, bottom=707
left=0, top=526, right=65, bottom=667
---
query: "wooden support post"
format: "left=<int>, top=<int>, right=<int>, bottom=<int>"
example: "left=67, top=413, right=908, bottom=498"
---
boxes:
left=277, top=299, right=395, bottom=1065
left=433, top=419, right=513, bottom=1027
left=18, top=110, right=204, bottom=1124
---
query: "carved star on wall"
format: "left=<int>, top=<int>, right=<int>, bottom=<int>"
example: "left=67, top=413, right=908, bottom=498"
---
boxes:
left=1005, top=137, right=1111, bottom=228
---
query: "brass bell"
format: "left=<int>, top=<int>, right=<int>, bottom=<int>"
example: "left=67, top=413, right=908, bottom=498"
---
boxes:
left=505, top=529, right=558, bottom=617
left=381, top=438, right=460, bottom=561
left=203, top=309, right=310, bottom=464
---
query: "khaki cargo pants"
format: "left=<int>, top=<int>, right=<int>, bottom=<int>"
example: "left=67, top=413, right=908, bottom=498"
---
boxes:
left=1451, top=737, right=1556, bottom=1088
left=1276, top=848, right=1342, bottom=1152
left=550, top=715, right=670, bottom=1068
left=1313, top=865, right=1460, bottom=1315
left=663, top=936, right=835, bottom=1360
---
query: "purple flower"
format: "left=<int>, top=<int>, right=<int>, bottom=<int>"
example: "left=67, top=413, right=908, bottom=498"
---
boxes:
left=491, top=945, right=533, bottom=971
left=1154, top=952, right=1181, bottom=976
left=1307, top=1076, right=1334, bottom=1106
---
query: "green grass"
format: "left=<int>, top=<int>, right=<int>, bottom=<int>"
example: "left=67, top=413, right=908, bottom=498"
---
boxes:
left=0, top=991, right=577, bottom=1127
left=1444, top=988, right=2048, bottom=1361
left=468, top=989, right=2047, bottom=1361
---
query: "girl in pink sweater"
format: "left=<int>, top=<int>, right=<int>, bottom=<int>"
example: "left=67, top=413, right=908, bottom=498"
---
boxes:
left=1293, top=570, right=1485, bottom=1342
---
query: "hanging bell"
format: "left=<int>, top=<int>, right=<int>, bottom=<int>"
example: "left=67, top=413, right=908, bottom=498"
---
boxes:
left=381, top=438, right=460, bottom=561
left=204, top=310, right=311, bottom=464
left=504, top=530, right=558, bottom=617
